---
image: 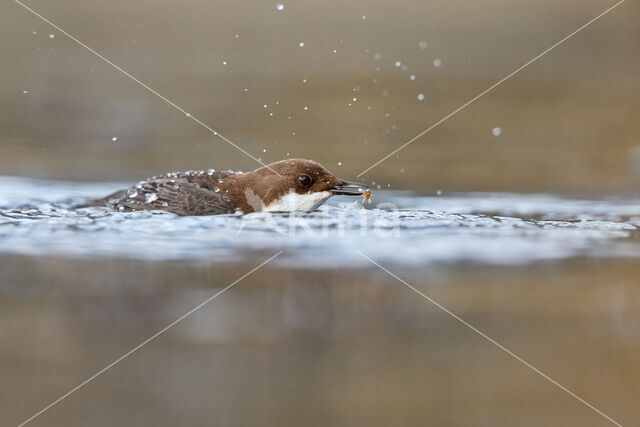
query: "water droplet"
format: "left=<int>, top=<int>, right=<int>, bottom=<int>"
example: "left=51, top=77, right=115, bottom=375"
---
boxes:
left=303, top=106, right=308, bottom=110
left=302, top=79, right=307, bottom=83
left=362, top=15, right=366, bottom=20
left=32, top=31, right=37, bottom=35
left=492, top=127, right=502, bottom=136
left=417, top=93, right=425, bottom=101
left=394, top=61, right=402, bottom=68
left=276, top=3, right=284, bottom=11
left=22, top=90, right=29, bottom=94
left=338, top=162, right=342, bottom=166
left=433, top=59, right=442, bottom=68
left=409, top=74, right=416, bottom=80
left=263, top=148, right=267, bottom=152
left=352, top=97, right=357, bottom=102
left=222, top=60, right=227, bottom=65
left=418, top=41, right=427, bottom=50
left=332, top=49, right=337, bottom=53
left=214, top=187, right=220, bottom=192
left=111, top=136, right=118, bottom=142
left=299, top=42, right=304, bottom=47
left=436, top=190, right=442, bottom=196
left=218, top=178, right=224, bottom=183
left=127, top=189, right=138, bottom=198
left=185, top=112, right=191, bottom=117
left=235, top=34, right=239, bottom=38
left=263, top=104, right=268, bottom=108
left=48, top=34, right=55, bottom=39
left=374, top=53, right=381, bottom=60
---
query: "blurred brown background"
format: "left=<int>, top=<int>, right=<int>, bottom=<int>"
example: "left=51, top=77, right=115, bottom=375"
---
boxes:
left=3, top=256, right=640, bottom=426
left=1, top=0, right=639, bottom=193
left=2, top=2, right=640, bottom=426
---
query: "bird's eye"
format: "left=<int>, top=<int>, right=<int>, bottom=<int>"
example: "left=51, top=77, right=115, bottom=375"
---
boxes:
left=297, top=175, right=312, bottom=187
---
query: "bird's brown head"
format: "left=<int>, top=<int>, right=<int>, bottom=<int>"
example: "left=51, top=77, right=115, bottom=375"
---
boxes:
left=227, top=159, right=370, bottom=213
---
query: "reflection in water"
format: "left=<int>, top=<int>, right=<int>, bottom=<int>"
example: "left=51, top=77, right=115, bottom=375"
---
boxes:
left=2, top=255, right=639, bottom=426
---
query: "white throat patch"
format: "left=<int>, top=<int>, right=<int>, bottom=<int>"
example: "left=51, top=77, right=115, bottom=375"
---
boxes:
left=264, top=190, right=332, bottom=212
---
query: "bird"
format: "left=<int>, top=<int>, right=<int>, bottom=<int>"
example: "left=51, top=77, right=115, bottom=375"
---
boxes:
left=81, top=159, right=371, bottom=216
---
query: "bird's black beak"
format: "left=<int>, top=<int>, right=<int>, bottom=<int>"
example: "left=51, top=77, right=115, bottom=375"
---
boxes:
left=331, top=180, right=371, bottom=196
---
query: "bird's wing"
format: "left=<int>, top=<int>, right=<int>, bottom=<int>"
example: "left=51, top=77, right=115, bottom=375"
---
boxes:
left=115, top=178, right=236, bottom=216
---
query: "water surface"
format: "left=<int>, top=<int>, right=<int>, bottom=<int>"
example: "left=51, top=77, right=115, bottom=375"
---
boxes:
left=1, top=176, right=639, bottom=267
left=2, top=176, right=640, bottom=426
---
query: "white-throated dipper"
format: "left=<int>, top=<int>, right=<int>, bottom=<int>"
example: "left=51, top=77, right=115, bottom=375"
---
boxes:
left=82, top=159, right=371, bottom=216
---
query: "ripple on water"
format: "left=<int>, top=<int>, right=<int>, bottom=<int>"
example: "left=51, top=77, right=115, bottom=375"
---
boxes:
left=0, top=176, right=639, bottom=267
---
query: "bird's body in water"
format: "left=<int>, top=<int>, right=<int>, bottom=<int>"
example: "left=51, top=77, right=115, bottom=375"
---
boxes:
left=82, top=159, right=370, bottom=216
